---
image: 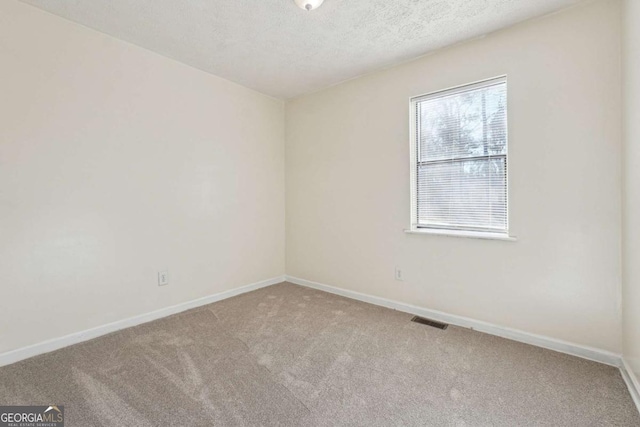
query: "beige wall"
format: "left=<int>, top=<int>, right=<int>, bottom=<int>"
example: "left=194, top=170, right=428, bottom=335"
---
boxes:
left=623, top=0, right=640, bottom=375
left=1, top=0, right=628, bottom=358
left=286, top=0, right=622, bottom=352
left=0, top=1, right=285, bottom=354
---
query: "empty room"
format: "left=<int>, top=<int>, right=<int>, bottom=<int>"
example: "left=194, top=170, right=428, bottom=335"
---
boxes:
left=1, top=0, right=640, bottom=425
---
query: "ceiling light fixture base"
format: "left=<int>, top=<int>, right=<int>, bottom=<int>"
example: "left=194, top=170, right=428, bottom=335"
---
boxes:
left=294, top=0, right=324, bottom=11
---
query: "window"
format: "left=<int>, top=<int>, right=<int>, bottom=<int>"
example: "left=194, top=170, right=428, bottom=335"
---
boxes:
left=410, top=77, right=509, bottom=238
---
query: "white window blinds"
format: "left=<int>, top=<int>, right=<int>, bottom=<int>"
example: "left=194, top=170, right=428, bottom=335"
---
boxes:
left=411, top=77, right=508, bottom=234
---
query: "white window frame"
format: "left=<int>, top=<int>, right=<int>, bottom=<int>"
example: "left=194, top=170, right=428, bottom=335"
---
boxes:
left=407, top=76, right=515, bottom=241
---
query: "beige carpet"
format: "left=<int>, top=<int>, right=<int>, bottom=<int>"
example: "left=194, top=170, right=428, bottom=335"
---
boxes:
left=0, top=282, right=638, bottom=426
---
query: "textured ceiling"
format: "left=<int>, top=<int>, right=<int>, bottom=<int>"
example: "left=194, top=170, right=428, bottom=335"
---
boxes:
left=20, top=0, right=584, bottom=99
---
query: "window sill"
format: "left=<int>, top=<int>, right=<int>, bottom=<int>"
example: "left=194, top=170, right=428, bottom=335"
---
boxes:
left=404, top=228, right=517, bottom=241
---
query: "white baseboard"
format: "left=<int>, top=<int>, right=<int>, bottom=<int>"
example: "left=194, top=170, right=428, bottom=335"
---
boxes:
left=285, top=275, right=622, bottom=367
left=0, top=275, right=286, bottom=368
left=621, top=359, right=640, bottom=414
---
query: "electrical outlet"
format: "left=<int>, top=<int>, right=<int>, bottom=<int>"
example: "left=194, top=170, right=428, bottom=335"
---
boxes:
left=395, top=267, right=404, bottom=281
left=158, top=271, right=169, bottom=286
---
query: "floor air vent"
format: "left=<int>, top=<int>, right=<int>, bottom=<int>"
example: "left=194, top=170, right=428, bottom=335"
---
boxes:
left=411, top=316, right=448, bottom=330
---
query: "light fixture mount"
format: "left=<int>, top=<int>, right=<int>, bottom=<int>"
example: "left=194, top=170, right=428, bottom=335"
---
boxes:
left=294, top=0, right=324, bottom=11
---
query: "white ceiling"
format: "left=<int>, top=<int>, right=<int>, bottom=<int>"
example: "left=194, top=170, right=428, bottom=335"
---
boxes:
left=21, top=0, right=583, bottom=99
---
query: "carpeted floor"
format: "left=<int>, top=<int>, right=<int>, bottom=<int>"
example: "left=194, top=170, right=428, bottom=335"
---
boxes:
left=0, top=282, right=638, bottom=426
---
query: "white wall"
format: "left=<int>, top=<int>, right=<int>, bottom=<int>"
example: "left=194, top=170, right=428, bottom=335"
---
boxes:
left=623, top=0, right=640, bottom=376
left=0, top=0, right=285, bottom=354
left=286, top=0, right=622, bottom=352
